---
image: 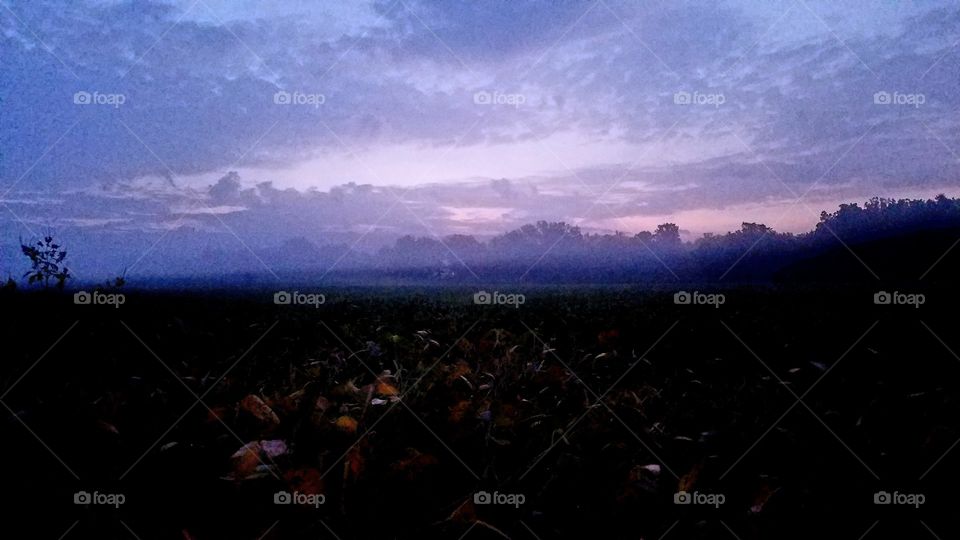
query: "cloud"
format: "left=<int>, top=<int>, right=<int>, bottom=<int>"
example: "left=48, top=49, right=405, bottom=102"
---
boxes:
left=1, top=0, right=959, bottom=279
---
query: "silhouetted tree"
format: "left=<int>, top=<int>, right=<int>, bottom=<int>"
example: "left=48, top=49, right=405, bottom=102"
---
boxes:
left=653, top=223, right=681, bottom=246
left=634, top=231, right=654, bottom=243
left=21, top=235, right=71, bottom=289
left=368, top=195, right=960, bottom=281
left=740, top=222, right=772, bottom=237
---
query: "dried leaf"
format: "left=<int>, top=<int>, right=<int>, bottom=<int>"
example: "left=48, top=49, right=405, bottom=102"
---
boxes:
left=446, top=360, right=472, bottom=385
left=449, top=400, right=472, bottom=423
left=391, top=448, right=438, bottom=480
left=331, top=380, right=361, bottom=399
left=230, top=441, right=264, bottom=480
left=239, top=395, right=280, bottom=426
left=231, top=440, right=286, bottom=459
left=376, top=380, right=399, bottom=397
left=314, top=395, right=333, bottom=412
left=678, top=464, right=701, bottom=492
left=750, top=483, right=777, bottom=513
left=206, top=405, right=231, bottom=424
left=598, top=329, right=620, bottom=346
left=344, top=445, right=364, bottom=481
left=260, top=439, right=288, bottom=458
left=335, top=415, right=359, bottom=434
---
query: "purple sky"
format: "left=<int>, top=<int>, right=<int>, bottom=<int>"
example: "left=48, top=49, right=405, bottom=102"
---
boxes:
left=1, top=0, right=959, bottom=277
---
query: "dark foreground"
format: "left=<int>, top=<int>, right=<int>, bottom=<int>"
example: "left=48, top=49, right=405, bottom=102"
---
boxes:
left=1, top=284, right=958, bottom=539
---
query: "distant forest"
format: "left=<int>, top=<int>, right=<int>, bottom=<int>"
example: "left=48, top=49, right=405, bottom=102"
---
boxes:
left=348, top=195, right=960, bottom=283
left=41, top=195, right=960, bottom=286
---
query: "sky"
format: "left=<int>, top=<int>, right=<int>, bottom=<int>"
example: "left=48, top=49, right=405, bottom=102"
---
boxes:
left=0, top=0, right=959, bottom=277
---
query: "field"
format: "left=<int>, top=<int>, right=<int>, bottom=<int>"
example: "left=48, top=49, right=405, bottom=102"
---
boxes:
left=1, top=284, right=958, bottom=539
